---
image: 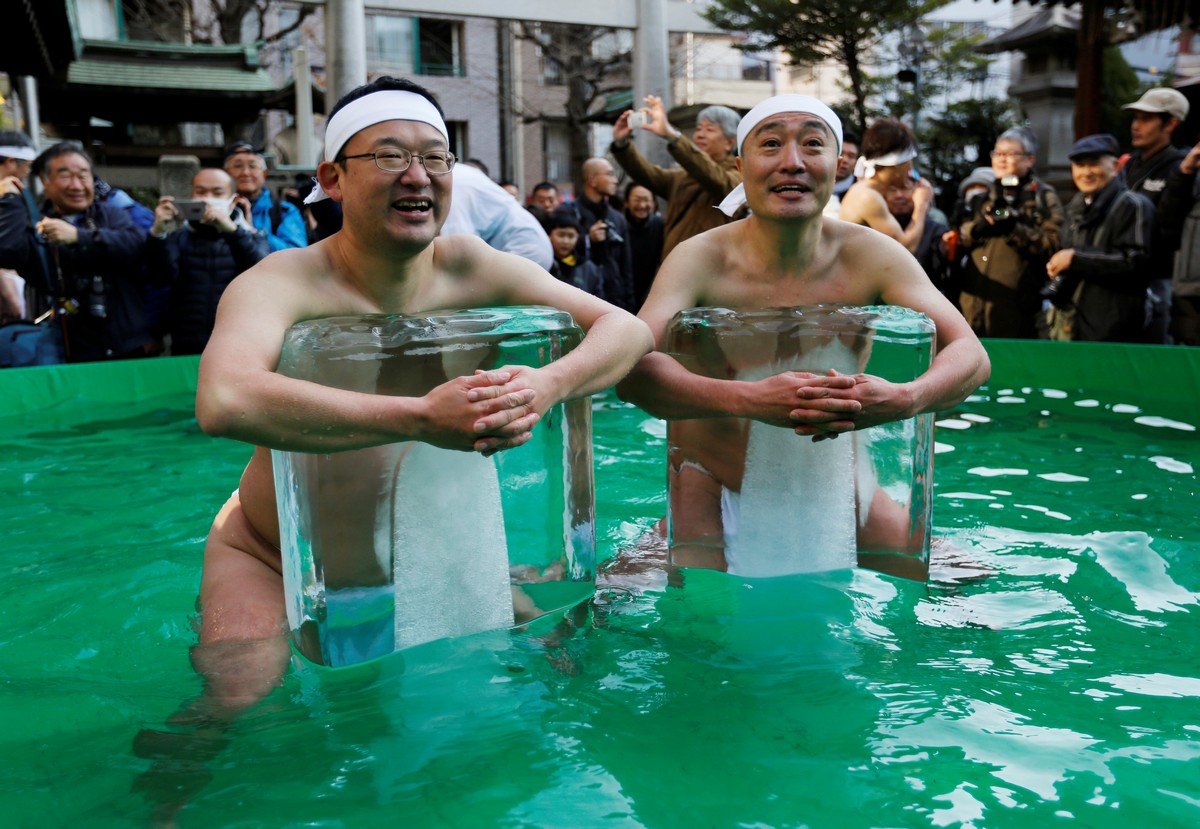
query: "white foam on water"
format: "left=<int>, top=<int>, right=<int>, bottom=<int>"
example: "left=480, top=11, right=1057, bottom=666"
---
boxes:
left=996, top=396, right=1026, bottom=403
left=1038, top=472, right=1090, bottom=483
left=1112, top=404, right=1141, bottom=414
left=934, top=442, right=955, bottom=454
left=968, top=467, right=1030, bottom=477
left=1074, top=399, right=1100, bottom=408
left=1135, top=416, right=1196, bottom=432
left=388, top=444, right=515, bottom=650
left=1148, top=456, right=1194, bottom=474
left=1041, top=389, right=1068, bottom=399
left=936, top=419, right=973, bottom=430
left=959, top=413, right=991, bottom=423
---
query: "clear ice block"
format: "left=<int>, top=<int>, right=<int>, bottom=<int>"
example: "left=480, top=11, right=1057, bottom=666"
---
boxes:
left=664, top=305, right=935, bottom=581
left=272, top=307, right=595, bottom=667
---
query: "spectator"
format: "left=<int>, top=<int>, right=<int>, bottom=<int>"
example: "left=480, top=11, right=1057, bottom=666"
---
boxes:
left=499, top=180, right=521, bottom=200
left=0, top=142, right=150, bottom=361
left=1170, top=144, right=1200, bottom=345
left=610, top=95, right=743, bottom=263
left=442, top=161, right=553, bottom=270
left=957, top=128, right=1064, bottom=339
left=223, top=141, right=307, bottom=251
left=624, top=182, right=664, bottom=309
left=553, top=156, right=634, bottom=310
left=839, top=118, right=934, bottom=255
left=0, top=130, right=38, bottom=321
left=527, top=181, right=561, bottom=230
left=886, top=175, right=954, bottom=303
left=1121, top=88, right=1195, bottom=343
left=824, top=129, right=862, bottom=217
left=546, top=210, right=605, bottom=297
left=1044, top=134, right=1156, bottom=343
left=147, top=168, right=269, bottom=355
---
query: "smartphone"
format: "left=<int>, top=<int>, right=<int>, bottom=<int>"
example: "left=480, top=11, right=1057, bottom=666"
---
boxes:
left=175, top=199, right=208, bottom=222
left=628, top=110, right=650, bottom=129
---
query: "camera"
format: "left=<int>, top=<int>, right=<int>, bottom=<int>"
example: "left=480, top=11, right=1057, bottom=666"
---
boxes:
left=601, top=220, right=624, bottom=244
left=989, top=175, right=1020, bottom=223
left=175, top=199, right=209, bottom=223
left=628, top=110, right=650, bottom=129
left=1040, top=275, right=1077, bottom=310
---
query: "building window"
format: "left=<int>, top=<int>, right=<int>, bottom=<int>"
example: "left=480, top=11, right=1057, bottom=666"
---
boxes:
left=539, top=46, right=565, bottom=86
left=543, top=122, right=571, bottom=183
left=417, top=19, right=463, bottom=77
left=366, top=15, right=415, bottom=72
left=77, top=0, right=121, bottom=40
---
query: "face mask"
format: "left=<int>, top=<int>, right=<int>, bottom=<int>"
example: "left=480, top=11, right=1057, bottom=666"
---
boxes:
left=200, top=196, right=235, bottom=216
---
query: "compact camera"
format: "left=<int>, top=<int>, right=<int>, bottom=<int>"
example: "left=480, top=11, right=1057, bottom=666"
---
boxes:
left=627, top=110, right=650, bottom=129
left=175, top=199, right=209, bottom=223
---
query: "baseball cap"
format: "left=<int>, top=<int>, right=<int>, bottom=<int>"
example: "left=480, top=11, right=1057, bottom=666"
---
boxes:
left=1122, top=88, right=1189, bottom=121
left=223, top=140, right=262, bottom=161
left=1068, top=133, right=1121, bottom=161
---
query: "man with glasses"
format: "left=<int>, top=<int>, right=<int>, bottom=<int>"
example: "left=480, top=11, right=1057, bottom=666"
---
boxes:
left=553, top=156, right=634, bottom=310
left=189, top=76, right=651, bottom=717
left=957, top=127, right=1064, bottom=338
left=223, top=141, right=307, bottom=251
left=0, top=141, right=150, bottom=361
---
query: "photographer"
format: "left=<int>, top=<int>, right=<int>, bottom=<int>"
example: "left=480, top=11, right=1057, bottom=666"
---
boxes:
left=553, top=156, right=634, bottom=311
left=958, top=128, right=1063, bottom=338
left=147, top=168, right=268, bottom=355
left=1043, top=134, right=1156, bottom=343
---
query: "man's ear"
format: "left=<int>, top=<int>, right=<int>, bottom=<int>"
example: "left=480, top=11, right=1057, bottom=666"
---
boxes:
left=736, top=156, right=743, bottom=175
left=315, top=161, right=344, bottom=202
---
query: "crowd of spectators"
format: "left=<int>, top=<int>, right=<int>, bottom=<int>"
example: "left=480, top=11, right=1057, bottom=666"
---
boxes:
left=2, top=85, right=1198, bottom=368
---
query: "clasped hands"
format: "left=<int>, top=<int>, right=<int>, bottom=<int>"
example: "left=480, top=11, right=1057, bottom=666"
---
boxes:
left=753, top=370, right=902, bottom=443
left=422, top=366, right=548, bottom=456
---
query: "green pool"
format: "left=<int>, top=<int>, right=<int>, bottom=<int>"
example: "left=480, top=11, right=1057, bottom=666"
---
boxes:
left=1, top=341, right=1197, bottom=828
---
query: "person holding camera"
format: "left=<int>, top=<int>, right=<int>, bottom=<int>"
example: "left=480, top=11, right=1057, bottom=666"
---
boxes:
left=552, top=156, right=634, bottom=311
left=147, top=168, right=268, bottom=355
left=0, top=142, right=150, bottom=362
left=1043, top=134, right=1156, bottom=343
left=958, top=128, right=1064, bottom=339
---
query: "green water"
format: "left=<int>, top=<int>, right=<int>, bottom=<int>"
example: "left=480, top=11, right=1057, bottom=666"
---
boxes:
left=1, top=366, right=1197, bottom=828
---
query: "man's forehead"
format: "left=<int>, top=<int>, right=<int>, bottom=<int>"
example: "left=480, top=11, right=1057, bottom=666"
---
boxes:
left=353, top=119, right=447, bottom=144
left=750, top=113, right=833, bottom=137
left=49, top=153, right=89, bottom=170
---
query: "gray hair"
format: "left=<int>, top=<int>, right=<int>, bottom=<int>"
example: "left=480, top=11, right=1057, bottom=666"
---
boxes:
left=997, top=127, right=1037, bottom=156
left=696, top=105, right=741, bottom=143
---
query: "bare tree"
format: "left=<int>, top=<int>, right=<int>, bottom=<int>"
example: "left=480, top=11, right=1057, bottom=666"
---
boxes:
left=122, top=1, right=312, bottom=47
left=516, top=22, right=631, bottom=193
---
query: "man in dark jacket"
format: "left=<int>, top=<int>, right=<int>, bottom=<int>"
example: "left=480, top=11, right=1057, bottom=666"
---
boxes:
left=0, top=142, right=150, bottom=361
left=1044, top=134, right=1156, bottom=343
left=1121, top=87, right=1194, bottom=343
left=555, top=156, right=634, bottom=310
left=624, top=182, right=664, bottom=310
left=147, top=168, right=269, bottom=355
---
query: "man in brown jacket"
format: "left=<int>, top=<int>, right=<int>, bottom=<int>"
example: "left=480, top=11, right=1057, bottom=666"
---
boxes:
left=610, top=95, right=743, bottom=263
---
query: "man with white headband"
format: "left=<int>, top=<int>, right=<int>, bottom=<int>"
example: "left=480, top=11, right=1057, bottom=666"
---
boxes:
left=0, top=130, right=38, bottom=321
left=838, top=117, right=935, bottom=255
left=190, top=77, right=651, bottom=715
left=616, top=94, right=988, bottom=572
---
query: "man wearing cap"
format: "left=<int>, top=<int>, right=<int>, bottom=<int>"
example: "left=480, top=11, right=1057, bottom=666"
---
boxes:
left=223, top=141, right=308, bottom=251
left=611, top=95, right=743, bottom=263
left=838, top=117, right=935, bottom=255
left=188, top=77, right=651, bottom=715
left=1043, top=134, right=1155, bottom=343
left=1121, top=87, right=1194, bottom=343
left=617, top=94, right=988, bottom=516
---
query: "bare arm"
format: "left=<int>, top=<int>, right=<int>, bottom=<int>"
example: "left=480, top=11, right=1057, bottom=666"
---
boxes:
left=840, top=181, right=931, bottom=254
left=799, top=234, right=990, bottom=434
left=616, top=236, right=859, bottom=426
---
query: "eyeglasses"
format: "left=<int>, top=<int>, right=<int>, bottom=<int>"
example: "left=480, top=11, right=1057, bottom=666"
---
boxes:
left=342, top=149, right=456, bottom=175
left=990, top=151, right=1029, bottom=159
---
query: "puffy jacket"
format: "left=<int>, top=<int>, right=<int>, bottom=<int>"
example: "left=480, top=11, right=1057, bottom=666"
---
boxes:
left=0, top=194, right=149, bottom=361
left=147, top=222, right=269, bottom=355
left=249, top=189, right=307, bottom=251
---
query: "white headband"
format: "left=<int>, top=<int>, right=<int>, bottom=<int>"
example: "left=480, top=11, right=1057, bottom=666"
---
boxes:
left=0, top=145, right=37, bottom=161
left=854, top=146, right=917, bottom=180
left=305, top=90, right=450, bottom=204
left=718, top=95, right=844, bottom=217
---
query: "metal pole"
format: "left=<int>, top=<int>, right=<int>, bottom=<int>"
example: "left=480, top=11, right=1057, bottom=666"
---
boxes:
left=293, top=46, right=316, bottom=167
left=18, top=76, right=41, bottom=149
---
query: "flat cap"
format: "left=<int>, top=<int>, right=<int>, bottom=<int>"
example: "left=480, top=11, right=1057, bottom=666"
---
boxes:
left=1068, top=133, right=1120, bottom=161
